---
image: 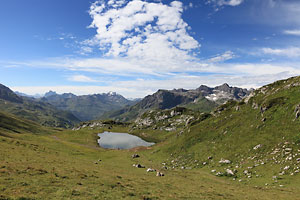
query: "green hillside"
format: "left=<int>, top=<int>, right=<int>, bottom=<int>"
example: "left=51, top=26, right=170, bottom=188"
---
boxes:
left=0, top=111, right=50, bottom=137
left=0, top=84, right=80, bottom=128
left=156, top=76, right=300, bottom=186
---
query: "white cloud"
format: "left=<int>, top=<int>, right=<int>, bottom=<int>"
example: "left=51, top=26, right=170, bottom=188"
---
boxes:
left=283, top=29, right=300, bottom=36
left=9, top=56, right=207, bottom=77
left=79, top=46, right=93, bottom=55
left=208, top=0, right=244, bottom=7
left=86, top=0, right=199, bottom=64
left=68, top=75, right=97, bottom=82
left=7, top=56, right=300, bottom=79
left=262, top=47, right=300, bottom=58
left=219, top=0, right=244, bottom=6
left=208, top=51, right=235, bottom=63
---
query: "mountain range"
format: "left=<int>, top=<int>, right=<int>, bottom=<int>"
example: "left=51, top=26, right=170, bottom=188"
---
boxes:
left=101, top=83, right=250, bottom=122
left=40, top=91, right=138, bottom=121
left=0, top=82, right=249, bottom=128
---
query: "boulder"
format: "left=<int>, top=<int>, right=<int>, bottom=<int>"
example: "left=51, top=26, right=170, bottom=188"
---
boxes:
left=156, top=172, right=164, bottom=177
left=253, top=144, right=262, bottom=150
left=225, top=169, right=235, bottom=176
left=132, top=154, right=140, bottom=158
left=147, top=168, right=156, bottom=172
left=216, top=172, right=223, bottom=176
left=133, top=164, right=145, bottom=168
left=219, top=159, right=231, bottom=164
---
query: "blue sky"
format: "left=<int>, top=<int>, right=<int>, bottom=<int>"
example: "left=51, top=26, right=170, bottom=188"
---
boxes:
left=1, top=0, right=300, bottom=98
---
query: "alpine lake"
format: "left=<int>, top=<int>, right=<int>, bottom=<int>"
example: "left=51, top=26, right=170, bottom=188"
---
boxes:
left=97, top=131, right=155, bottom=149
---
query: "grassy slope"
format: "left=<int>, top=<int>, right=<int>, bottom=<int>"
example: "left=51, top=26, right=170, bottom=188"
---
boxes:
left=183, top=96, right=217, bottom=112
left=0, top=126, right=299, bottom=199
left=158, top=76, right=300, bottom=188
left=0, top=111, right=51, bottom=137
left=0, top=98, right=80, bottom=128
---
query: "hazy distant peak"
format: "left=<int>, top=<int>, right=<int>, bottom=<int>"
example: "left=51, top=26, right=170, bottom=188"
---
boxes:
left=44, top=90, right=57, bottom=97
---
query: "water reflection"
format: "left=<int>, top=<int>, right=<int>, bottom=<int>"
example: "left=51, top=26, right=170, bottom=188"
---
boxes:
left=97, top=131, right=155, bottom=149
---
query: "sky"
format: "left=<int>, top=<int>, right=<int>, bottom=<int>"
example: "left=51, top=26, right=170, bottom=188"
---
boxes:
left=1, top=0, right=300, bottom=98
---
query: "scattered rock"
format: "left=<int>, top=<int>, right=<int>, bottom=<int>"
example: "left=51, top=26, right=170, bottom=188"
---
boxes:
left=133, top=164, right=145, bottom=168
left=253, top=144, right=262, bottom=150
left=260, top=106, right=267, bottom=114
left=295, top=104, right=300, bottom=119
left=225, top=169, right=235, bottom=176
left=279, top=171, right=285, bottom=175
left=219, top=159, right=231, bottom=164
left=132, top=154, right=140, bottom=158
left=147, top=168, right=156, bottom=172
left=216, top=172, right=223, bottom=176
left=156, top=172, right=164, bottom=177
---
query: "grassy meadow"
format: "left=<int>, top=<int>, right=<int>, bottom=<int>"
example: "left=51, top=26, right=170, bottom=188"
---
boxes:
left=1, top=125, right=300, bottom=200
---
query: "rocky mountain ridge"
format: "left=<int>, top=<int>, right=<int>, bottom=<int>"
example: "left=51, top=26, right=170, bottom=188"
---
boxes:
left=101, top=83, right=250, bottom=122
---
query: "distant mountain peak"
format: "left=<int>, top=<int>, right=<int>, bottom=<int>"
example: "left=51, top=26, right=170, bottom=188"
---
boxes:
left=44, top=90, right=57, bottom=97
left=214, top=83, right=230, bottom=91
left=220, top=83, right=230, bottom=88
left=107, top=91, right=117, bottom=96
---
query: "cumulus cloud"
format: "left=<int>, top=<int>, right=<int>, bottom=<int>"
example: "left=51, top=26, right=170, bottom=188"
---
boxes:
left=262, top=47, right=300, bottom=58
left=283, top=29, right=300, bottom=36
left=85, top=0, right=199, bottom=65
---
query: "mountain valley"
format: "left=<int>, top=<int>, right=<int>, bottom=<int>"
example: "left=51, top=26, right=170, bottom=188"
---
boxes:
left=1, top=77, right=300, bottom=199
